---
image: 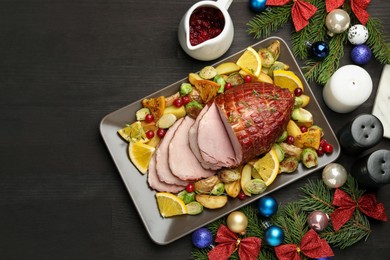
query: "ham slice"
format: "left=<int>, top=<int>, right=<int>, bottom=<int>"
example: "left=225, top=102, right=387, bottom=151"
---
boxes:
left=169, top=116, right=216, bottom=180
left=147, top=153, right=185, bottom=193
left=214, top=82, right=295, bottom=164
left=189, top=104, right=220, bottom=170
left=197, top=102, right=237, bottom=168
left=155, top=118, right=189, bottom=186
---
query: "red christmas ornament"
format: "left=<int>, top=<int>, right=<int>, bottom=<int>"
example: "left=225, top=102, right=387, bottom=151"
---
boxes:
left=330, top=189, right=388, bottom=231
left=266, top=0, right=317, bottom=31
left=326, top=0, right=371, bottom=25
left=208, top=224, right=261, bottom=260
left=275, top=229, right=334, bottom=260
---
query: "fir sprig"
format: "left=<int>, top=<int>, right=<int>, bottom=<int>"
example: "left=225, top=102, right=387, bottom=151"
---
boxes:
left=191, top=175, right=374, bottom=259
left=247, top=4, right=292, bottom=39
left=291, top=0, right=327, bottom=59
left=366, top=17, right=390, bottom=64
left=247, top=1, right=390, bottom=85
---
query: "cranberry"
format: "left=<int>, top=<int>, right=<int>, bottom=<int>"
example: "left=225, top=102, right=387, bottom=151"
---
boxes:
left=185, top=183, right=195, bottom=193
left=182, top=95, right=191, bottom=105
left=286, top=135, right=295, bottom=145
left=323, top=143, right=333, bottom=154
left=244, top=75, right=252, bottom=83
left=300, top=126, right=308, bottom=133
left=237, top=191, right=246, bottom=200
left=157, top=128, right=166, bottom=138
left=294, top=87, right=303, bottom=97
left=145, top=130, right=154, bottom=139
left=173, top=98, right=183, bottom=107
left=145, top=114, right=154, bottom=123
left=320, top=139, right=327, bottom=147
left=225, top=82, right=232, bottom=91
left=317, top=145, right=325, bottom=156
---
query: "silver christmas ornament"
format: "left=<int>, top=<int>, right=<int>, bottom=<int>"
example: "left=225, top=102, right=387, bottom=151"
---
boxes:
left=322, top=163, right=348, bottom=188
left=307, top=211, right=329, bottom=232
left=348, top=24, right=369, bottom=45
left=326, top=9, right=351, bottom=36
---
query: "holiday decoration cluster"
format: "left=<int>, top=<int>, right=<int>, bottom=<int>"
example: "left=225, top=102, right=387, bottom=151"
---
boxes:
left=247, top=0, right=390, bottom=85
left=191, top=166, right=387, bottom=260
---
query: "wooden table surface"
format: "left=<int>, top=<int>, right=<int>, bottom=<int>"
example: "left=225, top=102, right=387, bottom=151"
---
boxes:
left=0, top=0, right=389, bottom=259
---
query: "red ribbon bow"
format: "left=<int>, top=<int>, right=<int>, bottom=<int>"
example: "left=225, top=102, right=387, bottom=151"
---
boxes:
left=275, top=229, right=334, bottom=260
left=330, top=189, right=388, bottom=231
left=326, top=0, right=371, bottom=25
left=208, top=224, right=261, bottom=260
left=266, top=0, right=318, bottom=31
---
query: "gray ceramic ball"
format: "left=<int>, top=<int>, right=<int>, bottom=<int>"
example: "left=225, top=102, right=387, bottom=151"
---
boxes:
left=322, top=163, right=348, bottom=188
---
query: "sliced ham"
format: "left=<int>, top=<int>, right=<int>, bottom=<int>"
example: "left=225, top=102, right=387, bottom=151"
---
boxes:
left=188, top=104, right=220, bottom=170
left=197, top=102, right=237, bottom=168
left=155, top=118, right=189, bottom=186
left=214, top=82, right=295, bottom=164
left=147, top=153, right=185, bottom=193
left=169, top=116, right=216, bottom=180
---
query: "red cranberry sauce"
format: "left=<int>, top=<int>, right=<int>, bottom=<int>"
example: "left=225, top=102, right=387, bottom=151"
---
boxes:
left=189, top=7, right=225, bottom=46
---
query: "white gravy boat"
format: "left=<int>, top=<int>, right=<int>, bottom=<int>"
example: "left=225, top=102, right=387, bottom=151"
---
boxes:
left=178, top=0, right=234, bottom=61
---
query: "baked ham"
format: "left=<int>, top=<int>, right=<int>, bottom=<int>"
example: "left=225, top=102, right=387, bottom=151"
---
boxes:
left=147, top=82, right=294, bottom=191
left=214, top=82, right=295, bottom=164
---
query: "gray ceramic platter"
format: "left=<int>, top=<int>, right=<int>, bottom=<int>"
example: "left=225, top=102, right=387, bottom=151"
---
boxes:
left=100, top=36, right=340, bottom=245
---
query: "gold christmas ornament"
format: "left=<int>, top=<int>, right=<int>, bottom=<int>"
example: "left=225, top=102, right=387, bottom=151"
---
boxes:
left=226, top=211, right=248, bottom=234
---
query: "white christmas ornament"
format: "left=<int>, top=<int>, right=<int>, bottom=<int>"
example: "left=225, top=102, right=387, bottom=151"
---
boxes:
left=348, top=24, right=369, bottom=45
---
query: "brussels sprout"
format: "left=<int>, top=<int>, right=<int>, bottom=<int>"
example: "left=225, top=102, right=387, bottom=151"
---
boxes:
left=244, top=179, right=267, bottom=194
left=291, top=108, right=313, bottom=127
left=180, top=83, right=193, bottom=96
left=214, top=75, right=226, bottom=93
left=186, top=201, right=204, bottom=215
left=218, top=168, right=241, bottom=183
left=211, top=183, right=225, bottom=196
left=301, top=148, right=318, bottom=168
left=199, top=66, right=217, bottom=79
left=177, top=190, right=196, bottom=204
left=279, top=156, right=299, bottom=173
left=276, top=130, right=288, bottom=143
left=194, top=175, right=220, bottom=194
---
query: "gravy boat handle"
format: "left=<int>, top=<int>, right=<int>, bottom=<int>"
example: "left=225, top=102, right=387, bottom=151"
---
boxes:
left=216, top=0, right=233, bottom=10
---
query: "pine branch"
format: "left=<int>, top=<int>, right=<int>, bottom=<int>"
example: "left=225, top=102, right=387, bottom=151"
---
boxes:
left=366, top=17, right=390, bottom=64
left=247, top=5, right=292, bottom=39
left=298, top=179, right=335, bottom=214
left=303, top=32, right=347, bottom=85
left=292, top=0, right=327, bottom=59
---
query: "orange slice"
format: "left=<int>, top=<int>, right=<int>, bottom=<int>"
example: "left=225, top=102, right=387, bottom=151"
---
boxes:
left=273, top=70, right=304, bottom=93
left=155, top=192, right=188, bottom=218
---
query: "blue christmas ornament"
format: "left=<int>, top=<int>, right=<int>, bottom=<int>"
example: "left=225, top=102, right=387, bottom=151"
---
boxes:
left=314, top=257, right=333, bottom=260
left=309, top=41, right=330, bottom=60
left=264, top=225, right=284, bottom=246
left=257, top=196, right=278, bottom=217
left=192, top=227, right=213, bottom=249
left=351, top=44, right=372, bottom=65
left=250, top=0, right=267, bottom=13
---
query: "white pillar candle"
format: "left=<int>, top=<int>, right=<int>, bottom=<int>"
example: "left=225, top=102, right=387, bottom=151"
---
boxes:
left=323, top=65, right=373, bottom=113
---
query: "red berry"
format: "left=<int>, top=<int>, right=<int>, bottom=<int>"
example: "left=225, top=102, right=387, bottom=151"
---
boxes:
left=145, top=130, right=155, bottom=139
left=320, top=139, right=327, bottom=147
left=317, top=145, right=325, bottom=156
left=173, top=98, right=183, bottom=107
left=324, top=143, right=333, bottom=154
left=286, top=135, right=295, bottom=145
left=294, top=87, right=303, bottom=97
left=244, top=75, right=252, bottom=83
left=185, top=183, right=195, bottom=193
left=145, top=114, right=154, bottom=123
left=182, top=95, right=191, bottom=105
left=300, top=126, right=308, bottom=133
left=157, top=128, right=166, bottom=138
left=225, top=82, right=232, bottom=90
left=237, top=191, right=246, bottom=200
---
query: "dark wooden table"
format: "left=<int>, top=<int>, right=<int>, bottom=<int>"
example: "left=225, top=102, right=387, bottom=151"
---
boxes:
left=1, top=1, right=389, bottom=259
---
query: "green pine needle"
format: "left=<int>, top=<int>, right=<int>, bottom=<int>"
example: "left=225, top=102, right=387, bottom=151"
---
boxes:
left=247, top=5, right=292, bottom=39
